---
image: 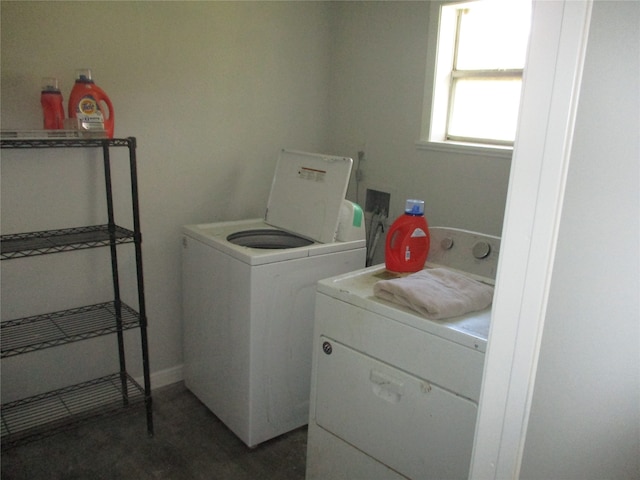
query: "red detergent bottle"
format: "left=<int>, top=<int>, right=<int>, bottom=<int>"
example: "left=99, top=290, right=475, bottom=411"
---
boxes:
left=40, top=77, right=65, bottom=130
left=68, top=68, right=114, bottom=137
left=385, top=199, right=430, bottom=273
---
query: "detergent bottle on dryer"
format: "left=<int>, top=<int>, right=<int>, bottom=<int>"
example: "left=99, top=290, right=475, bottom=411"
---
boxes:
left=385, top=199, right=430, bottom=273
left=68, top=68, right=114, bottom=137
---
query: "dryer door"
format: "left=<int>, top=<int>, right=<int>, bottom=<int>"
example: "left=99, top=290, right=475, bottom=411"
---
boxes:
left=314, top=336, right=478, bottom=480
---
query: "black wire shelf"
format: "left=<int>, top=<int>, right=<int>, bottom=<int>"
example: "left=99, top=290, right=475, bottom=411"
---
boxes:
left=0, top=136, right=134, bottom=149
left=1, top=373, right=146, bottom=450
left=1, top=302, right=141, bottom=358
left=1, top=225, right=136, bottom=260
left=1, top=135, right=154, bottom=444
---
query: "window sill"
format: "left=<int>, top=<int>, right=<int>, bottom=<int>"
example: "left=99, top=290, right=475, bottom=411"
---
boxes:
left=415, top=140, right=513, bottom=159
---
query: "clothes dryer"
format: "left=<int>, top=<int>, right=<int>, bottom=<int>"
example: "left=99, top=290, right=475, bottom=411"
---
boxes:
left=306, top=227, right=500, bottom=479
left=182, top=149, right=365, bottom=447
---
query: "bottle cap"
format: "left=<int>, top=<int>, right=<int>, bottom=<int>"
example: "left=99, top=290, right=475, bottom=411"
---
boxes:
left=41, top=77, right=60, bottom=92
left=404, top=199, right=425, bottom=215
left=75, top=68, right=93, bottom=82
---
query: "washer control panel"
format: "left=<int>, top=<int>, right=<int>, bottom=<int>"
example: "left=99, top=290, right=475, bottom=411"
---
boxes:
left=427, top=227, right=501, bottom=281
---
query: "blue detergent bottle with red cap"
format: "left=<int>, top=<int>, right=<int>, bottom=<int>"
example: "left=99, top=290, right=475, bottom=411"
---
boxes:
left=385, top=199, right=430, bottom=272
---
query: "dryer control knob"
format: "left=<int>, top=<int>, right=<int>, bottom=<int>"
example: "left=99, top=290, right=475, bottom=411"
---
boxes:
left=472, top=241, right=491, bottom=259
left=441, top=237, right=454, bottom=250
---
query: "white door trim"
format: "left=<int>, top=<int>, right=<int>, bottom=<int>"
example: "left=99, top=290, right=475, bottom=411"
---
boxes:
left=469, top=1, right=594, bottom=479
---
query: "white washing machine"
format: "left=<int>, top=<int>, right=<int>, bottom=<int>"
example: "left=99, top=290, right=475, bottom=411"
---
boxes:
left=181, top=149, right=366, bottom=448
left=306, top=227, right=500, bottom=480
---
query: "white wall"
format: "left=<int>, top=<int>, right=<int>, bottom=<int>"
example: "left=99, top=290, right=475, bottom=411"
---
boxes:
left=519, top=1, right=640, bottom=477
left=1, top=1, right=333, bottom=394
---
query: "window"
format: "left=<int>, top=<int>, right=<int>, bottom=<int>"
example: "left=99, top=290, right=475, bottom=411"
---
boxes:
left=423, top=0, right=532, bottom=149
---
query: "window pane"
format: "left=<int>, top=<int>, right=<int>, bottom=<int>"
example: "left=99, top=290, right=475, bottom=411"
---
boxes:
left=456, top=2, right=531, bottom=70
left=448, top=77, right=522, bottom=142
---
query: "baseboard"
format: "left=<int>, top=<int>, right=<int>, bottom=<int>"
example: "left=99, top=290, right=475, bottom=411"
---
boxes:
left=135, top=364, right=184, bottom=391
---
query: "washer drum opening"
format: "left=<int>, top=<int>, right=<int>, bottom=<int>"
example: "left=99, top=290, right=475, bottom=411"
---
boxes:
left=227, top=229, right=314, bottom=249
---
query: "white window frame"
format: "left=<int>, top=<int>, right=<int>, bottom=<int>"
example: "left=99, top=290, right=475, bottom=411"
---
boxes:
left=418, top=0, right=527, bottom=158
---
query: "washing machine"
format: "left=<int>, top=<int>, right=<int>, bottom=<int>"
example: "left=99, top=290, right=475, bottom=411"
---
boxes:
left=306, top=227, right=500, bottom=480
left=181, top=149, right=366, bottom=448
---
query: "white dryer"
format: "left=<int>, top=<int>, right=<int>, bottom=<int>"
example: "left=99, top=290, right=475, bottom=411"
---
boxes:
left=181, top=149, right=366, bottom=448
left=306, top=227, right=500, bottom=480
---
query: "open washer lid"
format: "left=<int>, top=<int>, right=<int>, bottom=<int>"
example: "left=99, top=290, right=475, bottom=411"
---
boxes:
left=265, top=149, right=353, bottom=244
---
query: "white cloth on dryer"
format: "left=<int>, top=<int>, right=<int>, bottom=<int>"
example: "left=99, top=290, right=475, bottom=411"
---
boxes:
left=373, top=267, right=494, bottom=320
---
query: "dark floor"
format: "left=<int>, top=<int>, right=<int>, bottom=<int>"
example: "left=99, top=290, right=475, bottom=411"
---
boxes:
left=1, top=382, right=308, bottom=480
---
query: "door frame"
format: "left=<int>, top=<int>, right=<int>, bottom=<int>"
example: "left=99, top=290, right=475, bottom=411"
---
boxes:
left=469, top=1, right=594, bottom=478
